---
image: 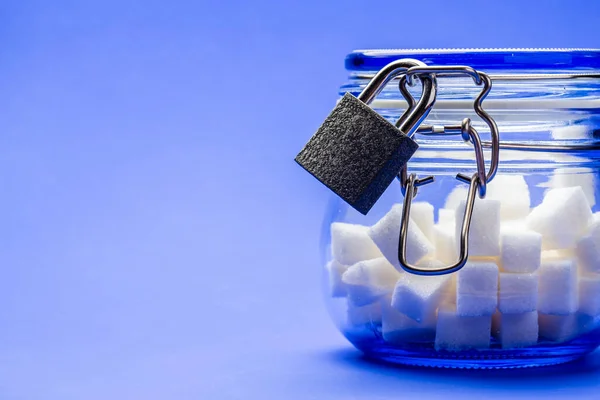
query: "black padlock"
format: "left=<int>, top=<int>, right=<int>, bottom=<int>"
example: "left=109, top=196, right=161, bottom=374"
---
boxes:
left=295, top=59, right=437, bottom=215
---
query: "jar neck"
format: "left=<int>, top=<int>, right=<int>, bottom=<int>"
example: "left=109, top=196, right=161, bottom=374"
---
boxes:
left=408, top=146, right=600, bottom=175
left=341, top=49, right=600, bottom=166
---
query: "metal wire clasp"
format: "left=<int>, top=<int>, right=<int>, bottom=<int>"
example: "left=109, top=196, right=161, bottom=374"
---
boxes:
left=396, top=67, right=500, bottom=276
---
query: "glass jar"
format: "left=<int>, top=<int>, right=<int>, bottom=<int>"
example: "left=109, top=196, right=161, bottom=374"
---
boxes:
left=322, top=49, right=600, bottom=369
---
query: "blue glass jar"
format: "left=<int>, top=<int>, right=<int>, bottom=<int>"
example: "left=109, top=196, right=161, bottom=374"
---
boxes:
left=322, top=49, right=600, bottom=368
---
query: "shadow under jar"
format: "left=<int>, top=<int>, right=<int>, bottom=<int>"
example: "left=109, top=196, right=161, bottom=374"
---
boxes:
left=322, top=49, right=600, bottom=369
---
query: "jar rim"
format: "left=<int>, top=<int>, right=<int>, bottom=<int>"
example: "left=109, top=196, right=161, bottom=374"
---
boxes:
left=347, top=48, right=600, bottom=73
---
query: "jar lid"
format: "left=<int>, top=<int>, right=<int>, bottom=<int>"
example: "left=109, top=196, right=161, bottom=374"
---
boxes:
left=346, top=48, right=600, bottom=73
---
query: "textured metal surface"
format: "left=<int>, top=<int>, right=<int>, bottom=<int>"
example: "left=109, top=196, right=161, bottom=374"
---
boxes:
left=295, top=93, right=418, bottom=215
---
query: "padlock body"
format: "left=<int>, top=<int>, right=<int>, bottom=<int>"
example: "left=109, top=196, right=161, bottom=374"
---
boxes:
left=295, top=92, right=419, bottom=215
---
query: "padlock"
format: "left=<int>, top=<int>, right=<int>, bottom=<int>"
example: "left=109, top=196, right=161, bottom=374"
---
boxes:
left=295, top=59, right=437, bottom=215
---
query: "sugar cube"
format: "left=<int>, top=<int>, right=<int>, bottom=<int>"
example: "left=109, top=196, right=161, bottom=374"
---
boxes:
left=434, top=224, right=459, bottom=265
left=457, top=261, right=499, bottom=316
left=576, top=220, right=600, bottom=274
left=538, top=259, right=578, bottom=315
left=415, top=259, right=445, bottom=271
left=442, top=274, right=458, bottom=305
left=347, top=300, right=382, bottom=327
left=391, top=272, right=451, bottom=322
left=326, top=260, right=348, bottom=298
left=500, top=220, right=526, bottom=233
left=455, top=198, right=501, bottom=257
left=579, top=275, right=600, bottom=317
left=382, top=301, right=436, bottom=344
left=526, top=187, right=593, bottom=249
left=485, top=175, right=531, bottom=220
left=498, top=273, right=538, bottom=313
left=538, top=313, right=579, bottom=342
left=500, top=230, right=542, bottom=273
left=411, top=202, right=434, bottom=242
left=331, top=223, right=383, bottom=266
left=438, top=208, right=455, bottom=227
left=495, top=311, right=539, bottom=349
left=435, top=304, right=491, bottom=351
left=342, top=258, right=401, bottom=306
left=549, top=167, right=596, bottom=207
left=541, top=249, right=574, bottom=262
left=369, top=204, right=434, bottom=272
left=445, top=186, right=469, bottom=210
left=414, top=259, right=458, bottom=305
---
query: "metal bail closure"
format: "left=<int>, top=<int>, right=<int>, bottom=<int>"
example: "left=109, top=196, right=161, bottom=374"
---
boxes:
left=399, top=172, right=480, bottom=276
left=396, top=67, right=500, bottom=276
left=294, top=59, right=437, bottom=215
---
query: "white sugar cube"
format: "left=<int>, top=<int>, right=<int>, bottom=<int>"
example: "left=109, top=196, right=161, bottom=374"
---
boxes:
left=347, top=300, right=382, bottom=327
left=369, top=204, right=434, bottom=272
left=576, top=220, right=600, bottom=274
left=331, top=223, right=383, bottom=266
left=538, top=260, right=578, bottom=315
left=485, top=175, right=531, bottom=220
left=495, top=311, right=539, bottom=349
left=526, top=187, right=593, bottom=249
left=538, top=313, right=579, bottom=342
left=382, top=301, right=436, bottom=344
left=576, top=235, right=600, bottom=273
left=500, top=230, right=542, bottom=273
left=457, top=261, right=499, bottom=316
left=415, top=259, right=445, bottom=271
left=342, top=258, right=401, bottom=306
left=538, top=312, right=597, bottom=341
left=541, top=249, right=574, bottom=262
left=391, top=272, right=451, bottom=322
left=498, top=273, right=538, bottom=313
left=434, top=224, right=459, bottom=265
left=500, top=220, right=526, bottom=234
left=549, top=167, right=596, bottom=207
left=445, top=186, right=469, bottom=210
left=579, top=275, right=600, bottom=317
left=435, top=304, right=491, bottom=351
left=414, top=260, right=457, bottom=305
left=455, top=198, right=501, bottom=257
left=438, top=208, right=455, bottom=227
left=326, top=260, right=349, bottom=298
left=442, top=274, right=458, bottom=305
left=411, top=202, right=434, bottom=242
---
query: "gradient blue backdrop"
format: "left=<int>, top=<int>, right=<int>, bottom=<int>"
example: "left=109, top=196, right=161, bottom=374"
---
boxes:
left=1, top=1, right=600, bottom=398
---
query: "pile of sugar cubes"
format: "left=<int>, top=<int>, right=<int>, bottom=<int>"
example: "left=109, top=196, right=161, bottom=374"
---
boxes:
left=326, top=175, right=600, bottom=351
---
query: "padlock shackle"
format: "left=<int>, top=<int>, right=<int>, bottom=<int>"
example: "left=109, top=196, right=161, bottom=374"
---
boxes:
left=356, top=59, right=429, bottom=105
left=356, top=58, right=438, bottom=139
left=395, top=74, right=437, bottom=138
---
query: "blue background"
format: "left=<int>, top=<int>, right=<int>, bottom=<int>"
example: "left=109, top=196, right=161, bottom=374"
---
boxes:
left=2, top=0, right=600, bottom=398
